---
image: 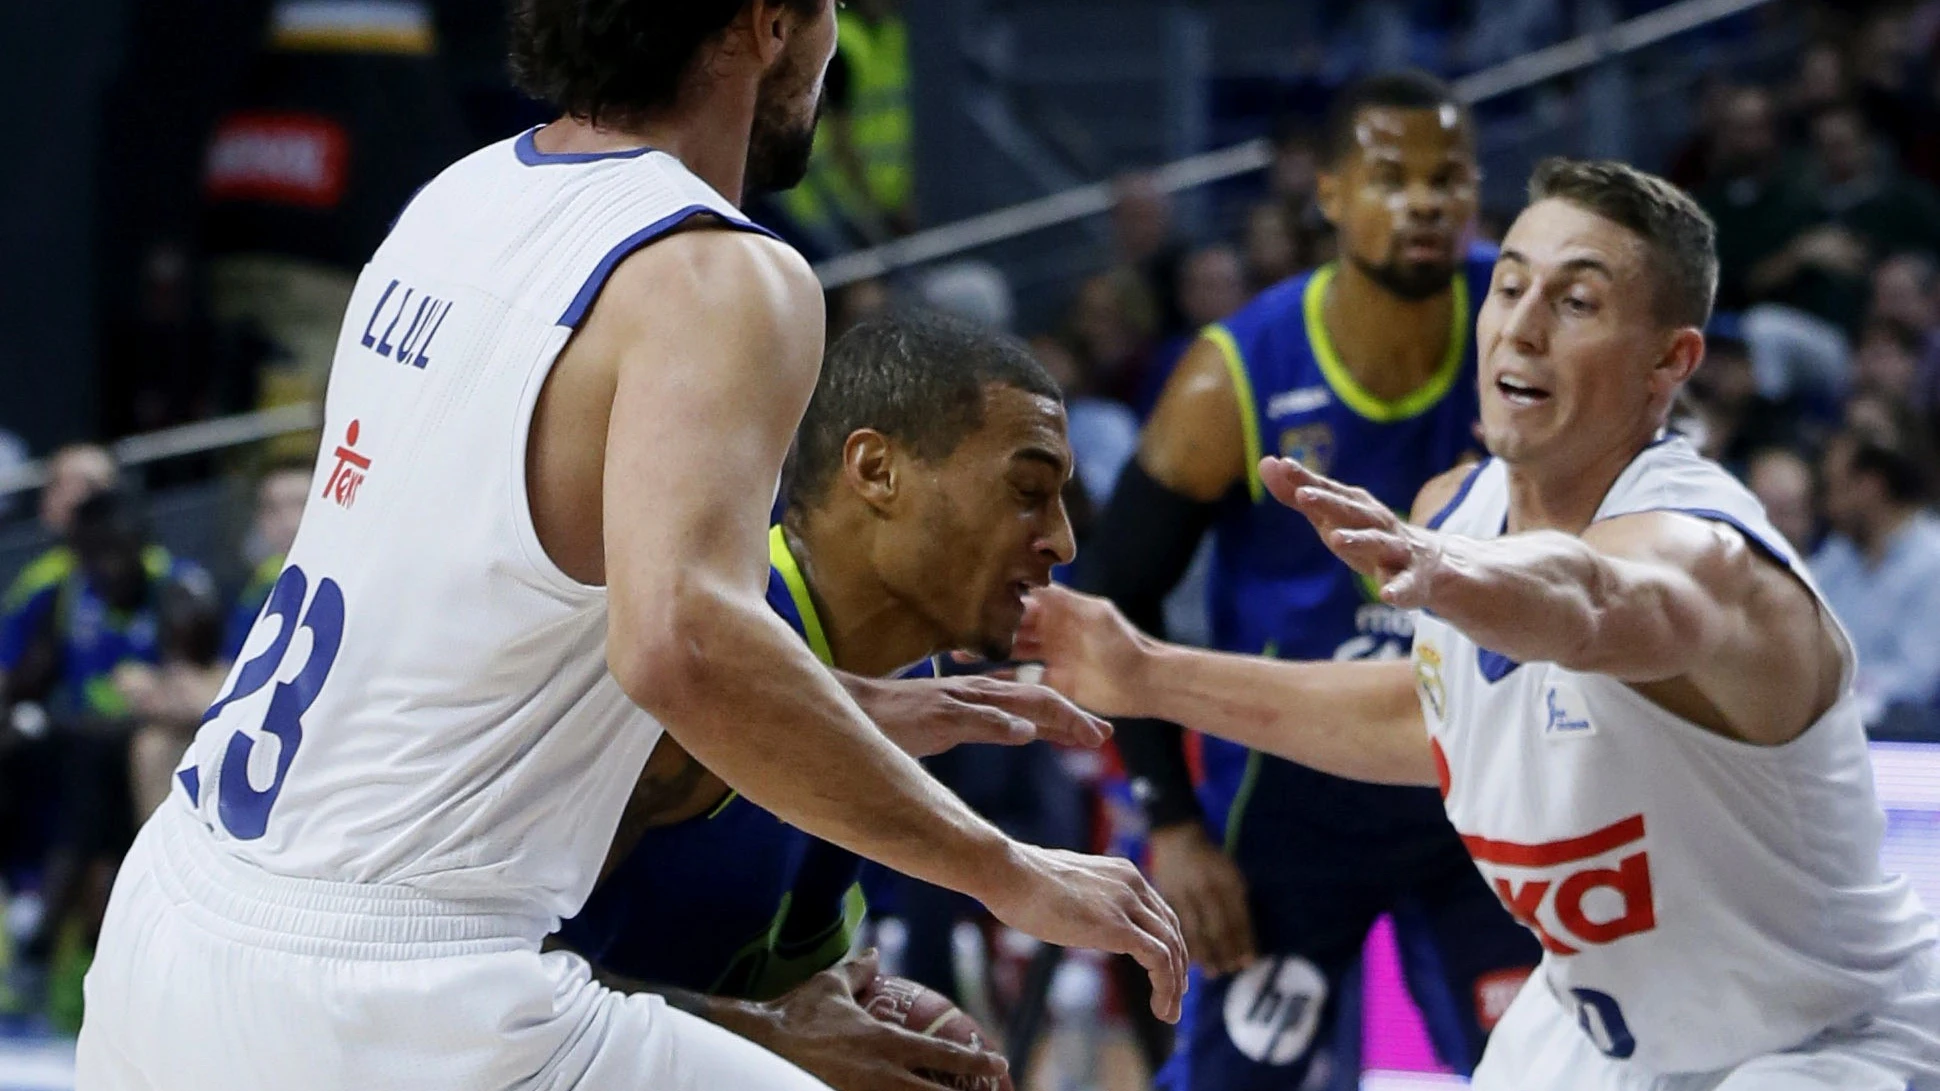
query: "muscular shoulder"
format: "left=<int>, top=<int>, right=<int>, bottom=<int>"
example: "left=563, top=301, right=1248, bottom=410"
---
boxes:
left=601, top=227, right=819, bottom=332
left=1139, top=335, right=1247, bottom=502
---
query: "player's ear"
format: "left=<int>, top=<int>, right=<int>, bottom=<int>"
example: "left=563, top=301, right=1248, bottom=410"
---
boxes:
left=743, top=0, right=791, bottom=65
left=1655, top=327, right=1706, bottom=394
left=841, top=429, right=900, bottom=514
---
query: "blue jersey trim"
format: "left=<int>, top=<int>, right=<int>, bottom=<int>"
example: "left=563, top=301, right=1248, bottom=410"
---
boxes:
left=557, top=206, right=783, bottom=328
left=1476, top=648, right=1523, bottom=682
left=178, top=766, right=200, bottom=806
left=515, top=127, right=656, bottom=166
left=1426, top=459, right=1491, bottom=531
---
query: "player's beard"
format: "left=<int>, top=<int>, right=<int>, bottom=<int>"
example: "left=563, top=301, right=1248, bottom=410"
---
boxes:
left=745, top=70, right=824, bottom=195
left=1350, top=247, right=1456, bottom=302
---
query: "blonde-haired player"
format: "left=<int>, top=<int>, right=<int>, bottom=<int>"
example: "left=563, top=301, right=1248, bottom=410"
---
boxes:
left=1018, top=158, right=1940, bottom=1089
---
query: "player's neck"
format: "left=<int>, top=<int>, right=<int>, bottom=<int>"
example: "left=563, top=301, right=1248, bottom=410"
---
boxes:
left=783, top=516, right=949, bottom=677
left=1502, top=432, right=1657, bottom=535
left=1323, top=261, right=1457, bottom=401
left=532, top=105, right=754, bottom=203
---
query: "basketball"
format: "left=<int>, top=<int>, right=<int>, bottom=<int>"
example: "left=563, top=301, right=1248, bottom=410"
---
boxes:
left=858, top=975, right=1015, bottom=1091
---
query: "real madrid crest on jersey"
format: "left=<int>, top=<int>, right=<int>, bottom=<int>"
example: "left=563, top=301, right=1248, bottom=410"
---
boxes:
left=1415, top=640, right=1446, bottom=720
left=1278, top=423, right=1335, bottom=476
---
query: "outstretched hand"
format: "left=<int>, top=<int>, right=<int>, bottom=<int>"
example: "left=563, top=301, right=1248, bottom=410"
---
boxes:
left=847, top=673, right=1112, bottom=758
left=1260, top=457, right=1446, bottom=609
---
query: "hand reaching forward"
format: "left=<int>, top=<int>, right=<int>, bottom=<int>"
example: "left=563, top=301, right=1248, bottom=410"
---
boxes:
left=1261, top=457, right=1448, bottom=610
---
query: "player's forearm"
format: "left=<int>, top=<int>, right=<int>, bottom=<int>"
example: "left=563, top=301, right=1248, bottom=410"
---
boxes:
left=1132, top=643, right=1433, bottom=786
left=625, top=586, right=1016, bottom=903
left=1423, top=531, right=1700, bottom=680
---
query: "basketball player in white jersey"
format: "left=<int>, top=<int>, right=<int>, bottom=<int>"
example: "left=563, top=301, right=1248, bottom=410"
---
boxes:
left=75, top=3, right=1185, bottom=1089
left=1014, top=159, right=1940, bottom=1090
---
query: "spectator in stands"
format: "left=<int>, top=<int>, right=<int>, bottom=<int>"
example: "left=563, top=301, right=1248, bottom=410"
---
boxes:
left=1242, top=203, right=1299, bottom=291
left=1785, top=40, right=1850, bottom=138
left=1136, top=244, right=1249, bottom=416
left=1699, top=85, right=1813, bottom=315
left=224, top=461, right=310, bottom=661
left=0, top=491, right=211, bottom=1026
left=1684, top=334, right=1800, bottom=472
left=1812, top=420, right=1940, bottom=727
left=0, top=446, right=118, bottom=691
left=1866, top=253, right=1940, bottom=414
left=1746, top=447, right=1818, bottom=555
left=1108, top=173, right=1186, bottom=339
left=1851, top=7, right=1922, bottom=172
left=1851, top=320, right=1925, bottom=409
left=1751, top=104, right=1940, bottom=336
left=1665, top=72, right=1734, bottom=192
left=1066, top=272, right=1156, bottom=409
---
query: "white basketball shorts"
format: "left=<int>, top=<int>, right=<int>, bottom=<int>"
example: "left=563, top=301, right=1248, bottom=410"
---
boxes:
left=75, top=802, right=832, bottom=1091
left=1472, top=955, right=1940, bottom=1091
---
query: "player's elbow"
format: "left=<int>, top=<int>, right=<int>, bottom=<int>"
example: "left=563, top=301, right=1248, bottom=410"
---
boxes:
left=607, top=578, right=738, bottom=716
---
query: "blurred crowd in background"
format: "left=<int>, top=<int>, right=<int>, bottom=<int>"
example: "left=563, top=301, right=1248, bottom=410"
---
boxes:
left=3, top=0, right=1940, bottom=1080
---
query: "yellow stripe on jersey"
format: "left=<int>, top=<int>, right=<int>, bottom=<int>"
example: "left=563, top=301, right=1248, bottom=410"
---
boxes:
left=769, top=525, right=833, bottom=667
left=1202, top=324, right=1267, bottom=504
left=1303, top=264, right=1470, bottom=423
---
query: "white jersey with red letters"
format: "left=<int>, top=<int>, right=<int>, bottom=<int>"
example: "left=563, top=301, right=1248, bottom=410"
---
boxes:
left=1411, top=436, right=1937, bottom=1075
left=170, top=128, right=782, bottom=933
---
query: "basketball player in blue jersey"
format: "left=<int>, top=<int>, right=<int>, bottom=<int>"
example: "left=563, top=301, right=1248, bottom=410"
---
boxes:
left=556, top=311, right=1099, bottom=1090
left=1085, top=71, right=1539, bottom=1088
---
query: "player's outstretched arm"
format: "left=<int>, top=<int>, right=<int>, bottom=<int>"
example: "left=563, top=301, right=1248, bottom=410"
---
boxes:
left=1267, top=457, right=1842, bottom=745
left=594, top=228, right=1185, bottom=1021
left=1015, top=585, right=1435, bottom=786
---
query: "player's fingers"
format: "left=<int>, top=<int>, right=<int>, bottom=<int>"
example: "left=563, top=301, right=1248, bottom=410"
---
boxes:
left=872, top=1023, right=1010, bottom=1079
left=1126, top=897, right=1187, bottom=1023
left=835, top=948, right=882, bottom=998
left=969, top=678, right=1111, bottom=748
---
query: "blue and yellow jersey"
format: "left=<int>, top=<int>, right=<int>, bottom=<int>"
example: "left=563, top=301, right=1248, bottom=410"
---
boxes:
left=0, top=545, right=206, bottom=718
left=1196, top=246, right=1494, bottom=839
left=561, top=526, right=939, bottom=1000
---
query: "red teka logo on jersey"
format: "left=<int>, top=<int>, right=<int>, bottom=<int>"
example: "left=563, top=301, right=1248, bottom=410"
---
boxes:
left=323, top=421, right=370, bottom=510
left=1462, top=815, right=1658, bottom=956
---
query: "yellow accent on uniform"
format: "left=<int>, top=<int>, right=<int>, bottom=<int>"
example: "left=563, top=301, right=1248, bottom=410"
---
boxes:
left=1202, top=325, right=1267, bottom=504
left=1302, top=264, right=1470, bottom=423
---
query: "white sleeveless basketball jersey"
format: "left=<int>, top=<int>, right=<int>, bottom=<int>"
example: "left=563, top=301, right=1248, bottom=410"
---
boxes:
left=1413, top=436, right=1937, bottom=1074
left=173, top=128, right=783, bottom=932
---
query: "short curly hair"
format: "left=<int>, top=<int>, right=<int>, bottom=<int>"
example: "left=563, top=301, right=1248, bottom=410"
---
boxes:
left=509, top=0, right=822, bottom=129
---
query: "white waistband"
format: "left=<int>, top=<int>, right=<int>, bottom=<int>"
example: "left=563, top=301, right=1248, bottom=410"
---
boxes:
left=142, top=802, right=551, bottom=960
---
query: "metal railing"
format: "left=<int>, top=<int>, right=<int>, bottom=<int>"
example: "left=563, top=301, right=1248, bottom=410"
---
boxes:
left=0, top=0, right=1775, bottom=502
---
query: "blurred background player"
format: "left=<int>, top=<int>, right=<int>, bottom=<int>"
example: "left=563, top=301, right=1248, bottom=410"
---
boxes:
left=0, top=447, right=118, bottom=694
left=560, top=310, right=1099, bottom=1089
left=0, top=491, right=211, bottom=1030
left=1082, top=70, right=1538, bottom=1089
left=222, top=460, right=311, bottom=661
left=1018, top=158, right=1940, bottom=1091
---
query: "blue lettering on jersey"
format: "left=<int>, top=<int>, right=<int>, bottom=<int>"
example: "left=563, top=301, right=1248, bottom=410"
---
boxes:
left=197, top=565, right=346, bottom=839
left=359, top=278, right=451, bottom=369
